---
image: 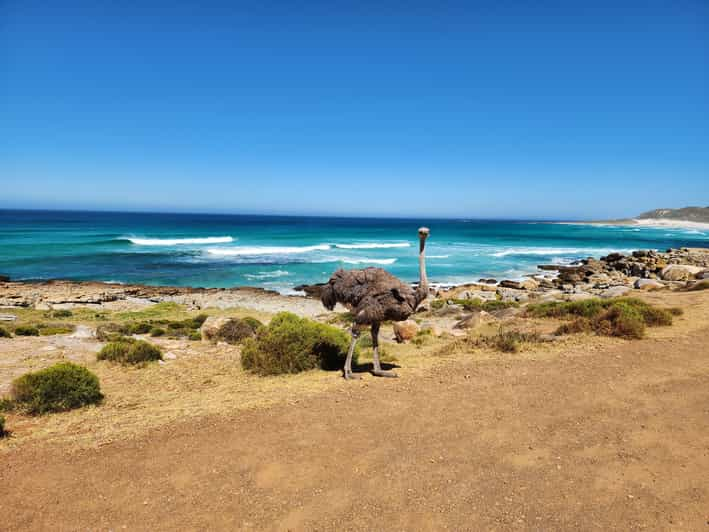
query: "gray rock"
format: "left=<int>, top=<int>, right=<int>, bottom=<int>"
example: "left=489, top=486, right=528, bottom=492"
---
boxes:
left=634, top=279, right=664, bottom=291
left=600, top=286, right=631, bottom=298
left=661, top=264, right=704, bottom=282
left=453, top=311, right=482, bottom=330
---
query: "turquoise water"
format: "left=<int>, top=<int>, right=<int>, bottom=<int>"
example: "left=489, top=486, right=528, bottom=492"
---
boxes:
left=1, top=210, right=707, bottom=294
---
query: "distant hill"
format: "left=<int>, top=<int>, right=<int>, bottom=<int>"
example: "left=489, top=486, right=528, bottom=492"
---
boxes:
left=637, top=207, right=709, bottom=223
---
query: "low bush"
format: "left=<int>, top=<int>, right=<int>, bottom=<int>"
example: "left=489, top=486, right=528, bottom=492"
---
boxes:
left=38, top=323, right=76, bottom=336
left=127, top=322, right=152, bottom=335
left=430, top=299, right=445, bottom=310
left=536, top=297, right=678, bottom=340
left=47, top=309, right=73, bottom=318
left=150, top=327, right=165, bottom=337
left=241, top=312, right=355, bottom=375
left=218, top=318, right=258, bottom=344
left=10, top=362, right=103, bottom=415
left=241, top=316, right=264, bottom=332
left=14, top=325, right=39, bottom=336
left=98, top=339, right=162, bottom=365
left=0, top=326, right=11, bottom=338
left=188, top=331, right=202, bottom=341
left=474, top=329, right=544, bottom=353
left=0, top=415, right=5, bottom=437
left=96, top=323, right=129, bottom=342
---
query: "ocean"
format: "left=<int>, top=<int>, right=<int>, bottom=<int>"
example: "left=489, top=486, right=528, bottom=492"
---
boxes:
left=1, top=210, right=707, bottom=294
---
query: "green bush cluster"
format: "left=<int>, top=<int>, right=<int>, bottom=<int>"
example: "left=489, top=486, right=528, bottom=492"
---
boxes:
left=10, top=362, right=103, bottom=415
left=527, top=297, right=679, bottom=339
left=37, top=323, right=75, bottom=336
left=241, top=312, right=355, bottom=375
left=217, top=318, right=260, bottom=344
left=14, top=325, right=39, bottom=336
left=0, top=414, right=5, bottom=437
left=0, top=326, right=11, bottom=338
left=96, top=313, right=208, bottom=341
left=474, top=329, right=543, bottom=353
left=97, top=339, right=162, bottom=365
left=46, top=309, right=73, bottom=318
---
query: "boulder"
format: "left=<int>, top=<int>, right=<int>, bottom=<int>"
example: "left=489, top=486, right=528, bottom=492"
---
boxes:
left=393, top=320, right=420, bottom=343
left=661, top=264, right=704, bottom=282
left=699, top=270, right=709, bottom=280
left=497, top=287, right=528, bottom=302
left=520, top=278, right=540, bottom=291
left=499, top=280, right=523, bottom=290
left=600, top=286, right=632, bottom=298
left=634, top=279, right=665, bottom=291
left=0, top=275, right=10, bottom=282
left=454, top=311, right=482, bottom=330
left=200, top=316, right=233, bottom=342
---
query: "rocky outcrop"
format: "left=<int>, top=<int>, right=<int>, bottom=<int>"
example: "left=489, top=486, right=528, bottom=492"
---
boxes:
left=660, top=265, right=704, bottom=282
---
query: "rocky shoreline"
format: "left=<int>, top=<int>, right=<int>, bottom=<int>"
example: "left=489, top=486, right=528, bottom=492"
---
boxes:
left=436, top=247, right=709, bottom=305
left=1, top=247, right=708, bottom=314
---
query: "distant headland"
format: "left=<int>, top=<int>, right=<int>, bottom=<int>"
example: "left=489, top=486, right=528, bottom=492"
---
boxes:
left=565, top=206, right=709, bottom=230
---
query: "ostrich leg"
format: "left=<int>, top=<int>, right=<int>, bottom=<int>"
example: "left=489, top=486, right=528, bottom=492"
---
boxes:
left=343, top=326, right=361, bottom=380
left=371, top=322, right=397, bottom=378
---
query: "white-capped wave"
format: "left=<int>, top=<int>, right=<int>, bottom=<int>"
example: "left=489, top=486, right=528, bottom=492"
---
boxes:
left=427, top=254, right=450, bottom=259
left=334, top=242, right=411, bottom=249
left=125, top=236, right=234, bottom=246
left=491, top=247, right=633, bottom=258
left=244, top=270, right=290, bottom=280
left=342, top=258, right=397, bottom=265
left=207, top=244, right=331, bottom=256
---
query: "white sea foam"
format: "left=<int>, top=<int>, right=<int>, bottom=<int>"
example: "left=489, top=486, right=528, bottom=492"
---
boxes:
left=427, top=254, right=450, bottom=259
left=491, top=247, right=633, bottom=258
left=632, top=218, right=709, bottom=230
left=341, top=258, right=397, bottom=265
left=126, top=236, right=234, bottom=246
left=207, top=244, right=331, bottom=256
left=333, top=242, right=411, bottom=249
left=244, top=270, right=290, bottom=280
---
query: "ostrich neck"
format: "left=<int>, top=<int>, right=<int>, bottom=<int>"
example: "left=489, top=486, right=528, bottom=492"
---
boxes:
left=417, top=238, right=428, bottom=301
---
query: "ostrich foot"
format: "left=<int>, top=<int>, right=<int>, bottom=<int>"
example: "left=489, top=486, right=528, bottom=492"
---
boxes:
left=343, top=371, right=361, bottom=380
left=372, top=369, right=398, bottom=378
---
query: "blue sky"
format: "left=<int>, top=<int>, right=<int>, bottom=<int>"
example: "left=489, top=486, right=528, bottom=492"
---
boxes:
left=1, top=0, right=707, bottom=219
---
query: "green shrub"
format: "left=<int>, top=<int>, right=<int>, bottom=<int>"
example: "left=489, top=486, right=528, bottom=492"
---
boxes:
left=241, top=316, right=264, bottom=332
left=188, top=331, right=202, bottom=341
left=241, top=312, right=355, bottom=375
left=150, top=327, right=166, bottom=337
left=98, top=339, right=162, bottom=365
left=430, top=299, right=445, bottom=310
left=188, top=314, right=208, bottom=328
left=474, top=330, right=543, bottom=353
left=531, top=297, right=677, bottom=340
left=96, top=323, right=130, bottom=342
left=216, top=318, right=259, bottom=344
left=128, top=322, right=152, bottom=335
left=14, top=325, right=39, bottom=337
left=10, top=362, right=103, bottom=415
left=47, top=309, right=73, bottom=318
left=0, top=326, right=11, bottom=338
left=0, top=414, right=5, bottom=437
left=447, top=298, right=518, bottom=312
left=38, top=323, right=76, bottom=336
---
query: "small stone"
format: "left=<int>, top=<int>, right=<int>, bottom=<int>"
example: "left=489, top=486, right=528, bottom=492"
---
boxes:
left=393, top=320, right=419, bottom=343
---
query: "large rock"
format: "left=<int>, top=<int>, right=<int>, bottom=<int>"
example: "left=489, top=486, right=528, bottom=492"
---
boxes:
left=393, top=320, right=419, bottom=343
left=661, top=264, right=704, bottom=282
left=454, top=311, right=482, bottom=330
left=600, top=286, right=632, bottom=298
left=200, top=316, right=233, bottom=342
left=634, top=279, right=665, bottom=291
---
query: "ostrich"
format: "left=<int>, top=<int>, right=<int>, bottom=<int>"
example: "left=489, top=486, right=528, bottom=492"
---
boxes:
left=320, top=227, right=430, bottom=379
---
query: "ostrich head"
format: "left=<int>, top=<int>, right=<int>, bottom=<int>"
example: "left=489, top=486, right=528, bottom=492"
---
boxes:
left=416, top=227, right=430, bottom=303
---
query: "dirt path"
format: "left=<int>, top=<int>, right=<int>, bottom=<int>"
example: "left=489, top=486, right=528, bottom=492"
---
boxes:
left=2, top=324, right=708, bottom=531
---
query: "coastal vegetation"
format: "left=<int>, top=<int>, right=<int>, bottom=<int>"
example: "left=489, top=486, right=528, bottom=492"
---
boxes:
left=527, top=297, right=680, bottom=339
left=0, top=326, right=11, bottom=338
left=98, top=339, right=163, bottom=365
left=241, top=312, right=355, bottom=375
left=14, top=325, right=39, bottom=336
left=8, top=362, right=103, bottom=415
left=0, top=414, right=5, bottom=437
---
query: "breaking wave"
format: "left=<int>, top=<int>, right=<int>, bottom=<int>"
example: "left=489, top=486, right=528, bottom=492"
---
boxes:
left=124, top=236, right=234, bottom=246
left=341, top=258, right=397, bottom=265
left=333, top=242, right=410, bottom=249
left=244, top=270, right=290, bottom=280
left=206, top=244, right=331, bottom=256
left=491, top=247, right=632, bottom=258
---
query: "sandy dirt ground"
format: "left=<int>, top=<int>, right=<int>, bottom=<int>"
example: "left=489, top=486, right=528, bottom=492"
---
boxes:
left=1, top=290, right=708, bottom=531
